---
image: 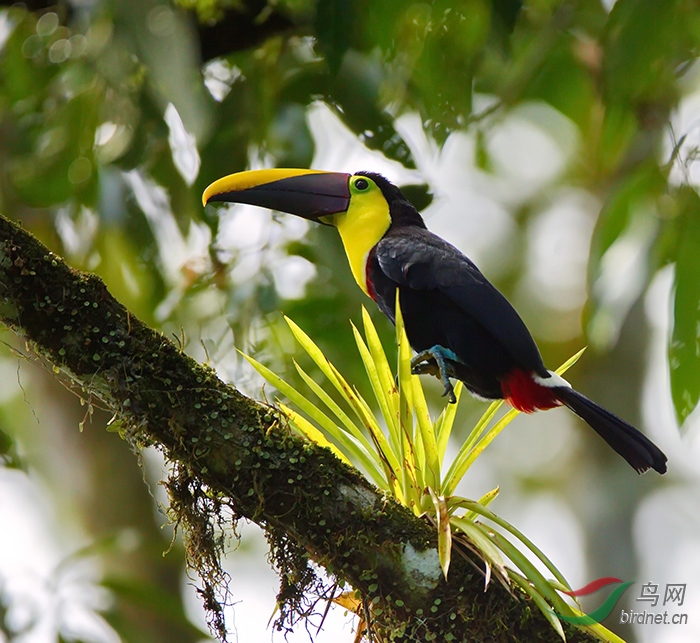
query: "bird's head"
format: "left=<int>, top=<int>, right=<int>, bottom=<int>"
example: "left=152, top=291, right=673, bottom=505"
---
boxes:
left=203, top=168, right=426, bottom=295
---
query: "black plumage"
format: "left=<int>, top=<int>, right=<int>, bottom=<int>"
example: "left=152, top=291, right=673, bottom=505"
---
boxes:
left=361, top=172, right=667, bottom=474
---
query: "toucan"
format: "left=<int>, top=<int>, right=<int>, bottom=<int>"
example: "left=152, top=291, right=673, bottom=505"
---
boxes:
left=203, top=169, right=667, bottom=474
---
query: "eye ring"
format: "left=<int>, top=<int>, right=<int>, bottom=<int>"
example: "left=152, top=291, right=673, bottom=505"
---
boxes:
left=354, top=178, right=369, bottom=191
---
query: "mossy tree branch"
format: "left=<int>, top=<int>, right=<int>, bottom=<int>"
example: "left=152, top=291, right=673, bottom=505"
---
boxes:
left=0, top=212, right=595, bottom=642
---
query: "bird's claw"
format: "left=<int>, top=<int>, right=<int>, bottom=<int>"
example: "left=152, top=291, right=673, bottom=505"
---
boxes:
left=410, top=346, right=458, bottom=405
left=411, top=361, right=439, bottom=377
left=441, top=381, right=457, bottom=404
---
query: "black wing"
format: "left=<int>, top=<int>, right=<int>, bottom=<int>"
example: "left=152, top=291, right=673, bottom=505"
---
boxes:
left=375, top=227, right=548, bottom=376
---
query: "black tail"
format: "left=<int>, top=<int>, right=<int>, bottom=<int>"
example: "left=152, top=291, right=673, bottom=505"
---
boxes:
left=553, top=387, right=667, bottom=474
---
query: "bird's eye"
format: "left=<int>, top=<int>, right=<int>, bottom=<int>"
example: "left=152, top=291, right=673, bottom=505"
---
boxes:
left=354, top=178, right=369, bottom=191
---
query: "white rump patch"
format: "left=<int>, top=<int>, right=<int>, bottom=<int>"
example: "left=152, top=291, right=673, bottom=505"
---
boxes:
left=467, top=390, right=494, bottom=403
left=533, top=370, right=571, bottom=388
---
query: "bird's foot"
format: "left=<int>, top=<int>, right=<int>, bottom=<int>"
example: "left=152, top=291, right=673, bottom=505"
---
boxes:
left=411, top=346, right=459, bottom=404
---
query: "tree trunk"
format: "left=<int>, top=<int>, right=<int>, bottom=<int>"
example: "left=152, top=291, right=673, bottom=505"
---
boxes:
left=0, top=212, right=596, bottom=642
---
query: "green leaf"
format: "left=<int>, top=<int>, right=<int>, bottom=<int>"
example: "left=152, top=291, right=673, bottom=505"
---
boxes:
left=507, top=570, right=566, bottom=642
left=442, top=399, right=507, bottom=497
left=569, top=607, right=629, bottom=643
left=588, top=163, right=665, bottom=285
left=242, top=352, right=386, bottom=486
left=346, top=336, right=415, bottom=502
left=278, top=403, right=353, bottom=466
left=477, top=486, right=500, bottom=506
left=327, top=359, right=404, bottom=486
left=434, top=380, right=462, bottom=464
left=292, top=360, right=376, bottom=456
left=284, top=316, right=404, bottom=496
left=10, top=85, right=102, bottom=207
left=459, top=487, right=499, bottom=522
left=395, top=297, right=423, bottom=508
left=451, top=499, right=571, bottom=592
left=412, top=372, right=440, bottom=490
left=352, top=321, right=399, bottom=456
left=488, top=529, right=569, bottom=615
left=554, top=347, right=586, bottom=376
left=361, top=307, right=400, bottom=446
left=0, top=426, right=24, bottom=470
left=670, top=187, right=700, bottom=427
left=603, top=0, right=686, bottom=105
left=450, top=516, right=508, bottom=587
left=428, top=488, right=452, bottom=579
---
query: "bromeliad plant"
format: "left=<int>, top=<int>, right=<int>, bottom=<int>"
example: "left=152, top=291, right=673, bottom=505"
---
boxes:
left=244, top=304, right=623, bottom=642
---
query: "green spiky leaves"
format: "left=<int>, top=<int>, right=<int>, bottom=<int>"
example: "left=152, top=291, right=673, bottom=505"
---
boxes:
left=243, top=303, right=619, bottom=642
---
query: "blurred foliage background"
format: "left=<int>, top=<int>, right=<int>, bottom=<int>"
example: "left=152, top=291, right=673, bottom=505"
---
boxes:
left=1, top=0, right=699, bottom=641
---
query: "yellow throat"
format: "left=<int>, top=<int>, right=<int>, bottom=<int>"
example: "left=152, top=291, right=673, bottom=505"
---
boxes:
left=333, top=186, right=391, bottom=296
